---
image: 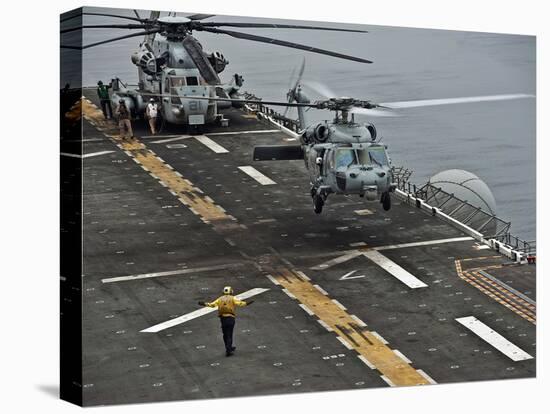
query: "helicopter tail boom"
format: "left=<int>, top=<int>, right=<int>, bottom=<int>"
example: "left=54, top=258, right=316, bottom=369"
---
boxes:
left=253, top=145, right=304, bottom=161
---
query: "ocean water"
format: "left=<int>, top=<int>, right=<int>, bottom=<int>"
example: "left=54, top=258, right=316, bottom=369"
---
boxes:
left=64, top=7, right=536, bottom=240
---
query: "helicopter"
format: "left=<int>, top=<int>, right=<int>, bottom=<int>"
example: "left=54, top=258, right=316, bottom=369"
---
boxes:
left=60, top=9, right=372, bottom=131
left=157, top=59, right=534, bottom=214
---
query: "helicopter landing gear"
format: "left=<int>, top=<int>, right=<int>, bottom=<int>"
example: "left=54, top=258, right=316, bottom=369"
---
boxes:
left=313, top=194, right=324, bottom=214
left=381, top=191, right=391, bottom=211
left=311, top=186, right=328, bottom=214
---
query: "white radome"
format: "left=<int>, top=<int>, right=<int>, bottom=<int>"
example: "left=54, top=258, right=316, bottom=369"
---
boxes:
left=429, top=169, right=496, bottom=215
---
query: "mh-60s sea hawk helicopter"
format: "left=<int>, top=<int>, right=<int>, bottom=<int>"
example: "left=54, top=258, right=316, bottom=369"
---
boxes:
left=169, top=60, right=533, bottom=214
left=60, top=9, right=372, bottom=130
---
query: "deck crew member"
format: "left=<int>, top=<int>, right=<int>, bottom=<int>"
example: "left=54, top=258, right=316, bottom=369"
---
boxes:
left=146, top=98, right=159, bottom=135
left=115, top=99, right=134, bottom=138
left=96, top=80, right=112, bottom=119
left=198, top=286, right=254, bottom=356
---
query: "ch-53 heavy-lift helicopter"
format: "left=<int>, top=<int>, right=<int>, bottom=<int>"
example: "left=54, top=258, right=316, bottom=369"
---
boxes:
left=161, top=59, right=534, bottom=214
left=60, top=9, right=372, bottom=130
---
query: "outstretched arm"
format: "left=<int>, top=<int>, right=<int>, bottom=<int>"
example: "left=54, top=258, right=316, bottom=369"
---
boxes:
left=198, top=298, right=219, bottom=308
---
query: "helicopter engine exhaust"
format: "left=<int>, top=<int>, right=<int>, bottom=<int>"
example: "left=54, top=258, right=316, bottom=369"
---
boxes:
left=131, top=50, right=158, bottom=75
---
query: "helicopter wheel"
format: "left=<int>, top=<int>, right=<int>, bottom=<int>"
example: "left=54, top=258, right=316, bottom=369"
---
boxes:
left=381, top=192, right=391, bottom=211
left=313, top=194, right=324, bottom=214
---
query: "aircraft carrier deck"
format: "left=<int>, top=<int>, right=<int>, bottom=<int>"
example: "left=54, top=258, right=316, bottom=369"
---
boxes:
left=63, top=89, right=536, bottom=406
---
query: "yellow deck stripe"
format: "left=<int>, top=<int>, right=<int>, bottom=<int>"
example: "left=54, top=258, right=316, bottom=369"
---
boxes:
left=81, top=99, right=235, bottom=227
left=272, top=269, right=430, bottom=386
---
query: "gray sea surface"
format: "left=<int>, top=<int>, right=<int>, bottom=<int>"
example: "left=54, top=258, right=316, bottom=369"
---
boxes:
left=63, top=7, right=536, bottom=240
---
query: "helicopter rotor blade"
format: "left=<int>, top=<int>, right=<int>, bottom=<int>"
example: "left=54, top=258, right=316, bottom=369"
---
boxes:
left=60, top=12, right=146, bottom=23
left=61, top=29, right=160, bottom=50
left=350, top=107, right=397, bottom=117
left=140, top=92, right=318, bottom=108
left=61, top=24, right=147, bottom=34
left=302, top=80, right=338, bottom=99
left=291, top=56, right=306, bottom=92
left=200, top=22, right=367, bottom=33
left=380, top=93, right=535, bottom=109
left=283, top=66, right=296, bottom=118
left=199, top=27, right=373, bottom=64
left=186, top=13, right=216, bottom=20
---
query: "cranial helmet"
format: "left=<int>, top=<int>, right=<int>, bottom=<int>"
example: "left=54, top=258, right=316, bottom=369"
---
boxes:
left=223, top=286, right=233, bottom=295
left=97, top=80, right=103, bottom=85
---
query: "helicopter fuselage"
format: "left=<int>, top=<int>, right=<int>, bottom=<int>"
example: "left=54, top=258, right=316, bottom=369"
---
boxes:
left=110, top=31, right=239, bottom=127
left=300, top=120, right=396, bottom=213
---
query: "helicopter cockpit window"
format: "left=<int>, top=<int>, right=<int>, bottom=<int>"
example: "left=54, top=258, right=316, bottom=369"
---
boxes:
left=357, top=147, right=388, bottom=166
left=186, top=76, right=199, bottom=86
left=170, top=77, right=186, bottom=88
left=368, top=147, right=388, bottom=166
left=335, top=148, right=357, bottom=169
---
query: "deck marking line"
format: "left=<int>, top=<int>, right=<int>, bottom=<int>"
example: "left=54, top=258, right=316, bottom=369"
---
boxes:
left=265, top=274, right=280, bottom=285
left=150, top=136, right=191, bottom=144
left=380, top=375, right=396, bottom=387
left=374, top=236, right=473, bottom=251
left=358, top=355, right=376, bottom=369
left=81, top=100, right=233, bottom=227
left=416, top=369, right=438, bottom=385
left=206, top=129, right=280, bottom=136
left=311, top=251, right=363, bottom=270
left=455, top=316, right=533, bottom=361
left=393, top=349, right=412, bottom=364
left=238, top=166, right=276, bottom=185
left=273, top=269, right=429, bottom=386
left=102, top=263, right=244, bottom=283
left=61, top=150, right=115, bottom=159
left=299, top=304, right=315, bottom=316
left=337, top=337, right=354, bottom=350
left=478, top=270, right=536, bottom=306
left=370, top=331, right=389, bottom=344
left=363, top=250, right=428, bottom=289
left=142, top=288, right=269, bottom=333
left=195, top=135, right=229, bottom=153
left=350, top=315, right=367, bottom=327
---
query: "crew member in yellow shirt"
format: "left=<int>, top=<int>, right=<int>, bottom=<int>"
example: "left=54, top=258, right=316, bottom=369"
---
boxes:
left=198, top=286, right=254, bottom=356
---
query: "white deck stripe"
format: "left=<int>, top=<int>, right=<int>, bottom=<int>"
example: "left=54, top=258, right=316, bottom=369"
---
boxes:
left=393, top=349, right=412, bottom=364
left=337, top=337, right=354, bottom=350
left=61, top=150, right=115, bottom=159
left=358, top=355, right=376, bottom=369
left=363, top=250, right=428, bottom=289
left=416, top=369, right=438, bottom=385
left=102, top=263, right=244, bottom=283
left=374, top=236, right=473, bottom=251
left=142, top=288, right=269, bottom=333
left=455, top=317, right=533, bottom=361
left=207, top=129, right=280, bottom=136
left=195, top=135, right=229, bottom=153
left=380, top=375, right=396, bottom=387
left=311, top=251, right=363, bottom=270
left=299, top=304, right=315, bottom=316
left=238, top=166, right=276, bottom=185
left=150, top=136, right=190, bottom=144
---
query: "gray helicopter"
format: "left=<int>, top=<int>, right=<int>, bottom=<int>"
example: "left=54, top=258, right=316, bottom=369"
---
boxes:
left=60, top=9, right=372, bottom=130
left=165, top=59, right=533, bottom=214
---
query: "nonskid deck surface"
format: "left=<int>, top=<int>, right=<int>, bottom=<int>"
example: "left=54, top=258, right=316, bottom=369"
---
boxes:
left=74, top=91, right=536, bottom=406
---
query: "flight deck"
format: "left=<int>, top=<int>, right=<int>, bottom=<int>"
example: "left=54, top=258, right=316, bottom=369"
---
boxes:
left=69, top=90, right=536, bottom=406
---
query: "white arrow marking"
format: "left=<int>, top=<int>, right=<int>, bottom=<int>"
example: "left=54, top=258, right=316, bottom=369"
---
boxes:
left=339, top=270, right=366, bottom=281
left=141, top=288, right=270, bottom=333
